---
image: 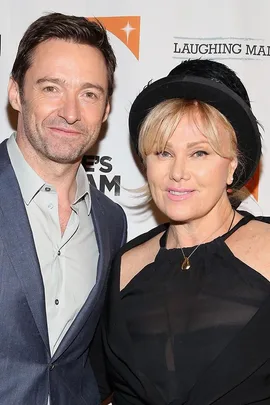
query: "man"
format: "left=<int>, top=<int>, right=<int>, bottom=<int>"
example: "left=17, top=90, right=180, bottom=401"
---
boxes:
left=1, top=12, right=127, bottom=405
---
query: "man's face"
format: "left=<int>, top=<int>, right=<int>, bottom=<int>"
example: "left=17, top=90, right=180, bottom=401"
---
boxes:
left=9, top=39, right=110, bottom=164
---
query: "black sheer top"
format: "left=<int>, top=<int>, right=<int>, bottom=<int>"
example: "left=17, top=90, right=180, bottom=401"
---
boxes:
left=91, top=213, right=270, bottom=405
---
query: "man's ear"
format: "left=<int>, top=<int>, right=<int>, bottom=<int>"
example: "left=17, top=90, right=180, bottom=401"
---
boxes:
left=102, top=100, right=111, bottom=123
left=8, top=77, right=22, bottom=113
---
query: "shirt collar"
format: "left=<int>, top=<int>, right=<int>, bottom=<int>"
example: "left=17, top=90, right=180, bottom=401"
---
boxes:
left=7, top=133, right=91, bottom=214
left=73, top=165, right=91, bottom=215
left=7, top=133, right=45, bottom=204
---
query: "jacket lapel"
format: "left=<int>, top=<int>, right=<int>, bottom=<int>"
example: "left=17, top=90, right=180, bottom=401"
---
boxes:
left=0, top=141, right=50, bottom=353
left=52, top=186, right=111, bottom=360
left=188, top=290, right=270, bottom=405
left=90, top=186, right=111, bottom=285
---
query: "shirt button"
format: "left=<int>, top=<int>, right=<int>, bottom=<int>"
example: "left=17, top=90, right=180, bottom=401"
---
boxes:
left=55, top=299, right=59, bottom=305
left=45, top=187, right=51, bottom=192
left=57, top=250, right=61, bottom=256
left=48, top=203, right=54, bottom=209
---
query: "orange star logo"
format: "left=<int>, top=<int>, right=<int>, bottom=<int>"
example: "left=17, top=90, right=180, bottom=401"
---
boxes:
left=88, top=16, right=141, bottom=59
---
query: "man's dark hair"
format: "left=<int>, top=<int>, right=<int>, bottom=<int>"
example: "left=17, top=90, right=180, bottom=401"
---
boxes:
left=11, top=12, right=116, bottom=97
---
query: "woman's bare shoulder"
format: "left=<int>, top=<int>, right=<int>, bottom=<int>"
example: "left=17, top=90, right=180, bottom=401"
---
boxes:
left=122, top=232, right=161, bottom=265
left=120, top=226, right=166, bottom=291
left=227, top=217, right=270, bottom=280
left=240, top=218, right=270, bottom=245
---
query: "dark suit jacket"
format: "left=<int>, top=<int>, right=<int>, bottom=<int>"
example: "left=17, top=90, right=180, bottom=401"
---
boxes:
left=92, top=222, right=270, bottom=405
left=0, top=140, right=127, bottom=405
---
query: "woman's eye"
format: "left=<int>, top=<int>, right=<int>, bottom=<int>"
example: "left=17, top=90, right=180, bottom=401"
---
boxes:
left=193, top=150, right=208, bottom=158
left=156, top=151, right=171, bottom=158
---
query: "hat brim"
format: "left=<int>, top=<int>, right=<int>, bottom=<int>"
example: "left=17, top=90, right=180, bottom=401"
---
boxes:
left=129, top=75, right=261, bottom=189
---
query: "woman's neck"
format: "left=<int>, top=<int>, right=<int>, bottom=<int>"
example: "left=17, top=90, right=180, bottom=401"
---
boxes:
left=168, top=201, right=238, bottom=249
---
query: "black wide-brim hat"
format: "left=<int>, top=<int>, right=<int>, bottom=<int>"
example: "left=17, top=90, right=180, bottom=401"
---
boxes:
left=129, top=75, right=261, bottom=190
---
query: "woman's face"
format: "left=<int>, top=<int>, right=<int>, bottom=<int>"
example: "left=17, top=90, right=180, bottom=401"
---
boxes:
left=146, top=111, right=237, bottom=223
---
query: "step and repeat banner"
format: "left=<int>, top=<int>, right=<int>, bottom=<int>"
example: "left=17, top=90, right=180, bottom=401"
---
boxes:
left=1, top=0, right=270, bottom=239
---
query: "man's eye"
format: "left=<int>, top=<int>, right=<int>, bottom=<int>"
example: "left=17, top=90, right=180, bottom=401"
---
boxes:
left=85, top=92, right=97, bottom=99
left=43, top=86, right=57, bottom=93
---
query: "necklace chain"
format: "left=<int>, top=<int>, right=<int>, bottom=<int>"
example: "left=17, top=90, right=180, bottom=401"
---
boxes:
left=176, top=210, right=236, bottom=270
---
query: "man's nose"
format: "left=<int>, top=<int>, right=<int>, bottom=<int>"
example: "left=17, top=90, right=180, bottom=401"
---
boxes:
left=58, top=94, right=81, bottom=124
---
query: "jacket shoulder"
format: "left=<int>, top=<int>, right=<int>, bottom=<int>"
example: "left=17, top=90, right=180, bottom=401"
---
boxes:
left=90, top=185, right=125, bottom=219
left=0, top=139, right=10, bottom=168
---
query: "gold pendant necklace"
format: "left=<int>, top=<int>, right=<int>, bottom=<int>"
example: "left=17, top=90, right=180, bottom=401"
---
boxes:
left=179, top=210, right=236, bottom=271
left=181, top=257, right=191, bottom=270
left=180, top=243, right=201, bottom=270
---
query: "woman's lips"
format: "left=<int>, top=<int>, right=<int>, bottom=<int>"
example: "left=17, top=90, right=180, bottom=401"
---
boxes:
left=167, top=188, right=195, bottom=201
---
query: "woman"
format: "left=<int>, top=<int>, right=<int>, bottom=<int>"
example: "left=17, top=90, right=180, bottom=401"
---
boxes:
left=91, top=59, right=270, bottom=405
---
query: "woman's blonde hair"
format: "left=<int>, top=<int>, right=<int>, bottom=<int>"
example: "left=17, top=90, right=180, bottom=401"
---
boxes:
left=139, top=99, right=239, bottom=161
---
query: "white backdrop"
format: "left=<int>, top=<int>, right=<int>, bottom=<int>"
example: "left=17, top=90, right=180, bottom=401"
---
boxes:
left=1, top=0, right=269, bottom=239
